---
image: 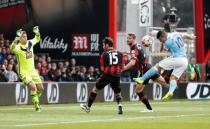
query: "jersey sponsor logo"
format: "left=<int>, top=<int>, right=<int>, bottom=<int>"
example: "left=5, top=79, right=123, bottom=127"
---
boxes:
left=15, top=83, right=28, bottom=104
left=47, top=83, right=59, bottom=103
left=186, top=83, right=210, bottom=99
left=129, top=83, right=139, bottom=101
left=153, top=83, right=162, bottom=100
left=77, top=83, right=88, bottom=102
left=104, top=85, right=114, bottom=102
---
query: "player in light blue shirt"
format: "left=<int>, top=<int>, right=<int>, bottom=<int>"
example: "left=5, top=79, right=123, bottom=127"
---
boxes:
left=134, top=30, right=195, bottom=101
left=165, top=32, right=186, bottom=58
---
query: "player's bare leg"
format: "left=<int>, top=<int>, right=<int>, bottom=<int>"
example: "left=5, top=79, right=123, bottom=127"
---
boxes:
left=134, top=64, right=162, bottom=85
left=115, top=93, right=123, bottom=114
left=155, top=76, right=168, bottom=87
left=28, top=81, right=41, bottom=112
left=81, top=86, right=97, bottom=113
left=135, top=84, right=153, bottom=112
left=36, top=83, right=44, bottom=98
left=162, top=75, right=178, bottom=101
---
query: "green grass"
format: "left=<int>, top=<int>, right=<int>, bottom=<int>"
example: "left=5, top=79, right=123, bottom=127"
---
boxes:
left=0, top=100, right=210, bottom=129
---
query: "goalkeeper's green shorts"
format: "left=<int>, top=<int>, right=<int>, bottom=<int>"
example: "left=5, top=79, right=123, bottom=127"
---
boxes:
left=19, top=71, right=42, bottom=86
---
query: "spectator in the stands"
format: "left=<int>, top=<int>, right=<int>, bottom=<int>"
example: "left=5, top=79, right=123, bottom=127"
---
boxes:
left=48, top=62, right=58, bottom=81
left=66, top=67, right=74, bottom=81
left=2, top=59, right=8, bottom=68
left=8, top=58, right=15, bottom=66
left=36, top=62, right=42, bottom=73
left=121, top=54, right=131, bottom=82
left=72, top=66, right=83, bottom=81
left=59, top=67, right=71, bottom=82
left=86, top=66, right=96, bottom=81
left=94, top=67, right=101, bottom=79
left=206, top=60, right=210, bottom=82
left=0, top=40, right=4, bottom=48
left=69, top=58, right=76, bottom=70
left=0, top=39, right=3, bottom=45
left=34, top=55, right=39, bottom=66
left=40, top=60, right=49, bottom=80
left=0, top=47, right=7, bottom=64
left=3, top=64, right=18, bottom=82
left=6, top=47, right=11, bottom=55
left=70, top=58, right=76, bottom=66
left=55, top=69, right=62, bottom=82
left=187, top=57, right=201, bottom=82
left=58, top=61, right=64, bottom=69
left=64, top=61, right=70, bottom=68
left=0, top=33, right=4, bottom=41
left=80, top=66, right=87, bottom=81
left=38, top=55, right=43, bottom=63
left=0, top=65, right=8, bottom=82
left=6, top=54, right=13, bottom=61
left=47, top=63, right=52, bottom=70
left=4, top=40, right=10, bottom=47
left=41, top=55, right=47, bottom=62
left=46, top=56, right=51, bottom=64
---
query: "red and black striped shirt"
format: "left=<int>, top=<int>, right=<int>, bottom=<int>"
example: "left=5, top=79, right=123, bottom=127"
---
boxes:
left=130, top=44, right=149, bottom=71
left=100, top=49, right=124, bottom=77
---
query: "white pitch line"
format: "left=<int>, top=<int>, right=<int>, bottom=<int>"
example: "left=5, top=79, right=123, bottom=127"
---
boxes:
left=15, top=113, right=210, bottom=127
left=0, top=101, right=208, bottom=111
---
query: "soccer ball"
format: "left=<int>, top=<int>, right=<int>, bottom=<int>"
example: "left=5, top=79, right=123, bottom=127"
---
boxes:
left=141, top=35, right=154, bottom=47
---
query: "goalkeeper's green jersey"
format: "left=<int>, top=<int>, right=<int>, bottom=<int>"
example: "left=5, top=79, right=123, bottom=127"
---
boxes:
left=10, top=35, right=40, bottom=74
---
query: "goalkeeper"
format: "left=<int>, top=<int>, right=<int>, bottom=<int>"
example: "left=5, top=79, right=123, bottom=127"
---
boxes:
left=10, top=26, right=44, bottom=112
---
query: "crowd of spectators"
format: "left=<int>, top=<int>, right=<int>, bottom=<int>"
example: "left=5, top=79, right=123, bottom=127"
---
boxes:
left=35, top=56, right=101, bottom=82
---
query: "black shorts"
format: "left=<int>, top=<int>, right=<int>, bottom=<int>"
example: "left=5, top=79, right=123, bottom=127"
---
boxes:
left=161, top=69, right=173, bottom=84
left=96, top=74, right=121, bottom=94
left=140, top=64, right=160, bottom=85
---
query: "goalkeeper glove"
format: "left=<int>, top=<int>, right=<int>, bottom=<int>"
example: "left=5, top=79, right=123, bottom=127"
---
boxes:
left=14, top=37, right=20, bottom=44
left=16, top=29, right=23, bottom=37
left=14, top=29, right=23, bottom=44
left=33, top=26, right=40, bottom=35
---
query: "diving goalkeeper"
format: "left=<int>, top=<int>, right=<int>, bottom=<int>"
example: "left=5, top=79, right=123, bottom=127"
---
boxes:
left=10, top=26, right=44, bottom=112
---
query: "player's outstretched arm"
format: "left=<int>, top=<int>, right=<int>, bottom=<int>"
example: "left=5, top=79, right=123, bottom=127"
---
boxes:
left=31, top=26, right=41, bottom=45
left=10, top=29, right=22, bottom=53
left=182, top=33, right=196, bottom=40
left=122, top=59, right=136, bottom=72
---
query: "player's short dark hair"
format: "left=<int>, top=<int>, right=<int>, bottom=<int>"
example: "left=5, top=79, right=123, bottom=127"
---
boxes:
left=127, top=32, right=136, bottom=39
left=103, top=37, right=113, bottom=47
left=157, top=30, right=165, bottom=39
left=21, top=31, right=26, bottom=36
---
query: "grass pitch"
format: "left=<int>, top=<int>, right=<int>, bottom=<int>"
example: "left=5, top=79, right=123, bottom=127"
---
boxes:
left=0, top=100, right=209, bottom=129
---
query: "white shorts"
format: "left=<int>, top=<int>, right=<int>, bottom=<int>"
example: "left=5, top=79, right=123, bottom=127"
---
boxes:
left=158, top=57, right=188, bottom=78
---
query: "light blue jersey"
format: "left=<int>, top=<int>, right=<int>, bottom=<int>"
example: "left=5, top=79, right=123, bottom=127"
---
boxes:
left=164, top=32, right=186, bottom=58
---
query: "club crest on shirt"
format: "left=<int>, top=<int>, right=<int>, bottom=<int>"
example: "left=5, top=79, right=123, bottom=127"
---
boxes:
left=26, top=50, right=32, bottom=59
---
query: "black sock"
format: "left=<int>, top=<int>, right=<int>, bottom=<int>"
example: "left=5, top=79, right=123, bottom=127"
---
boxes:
left=88, top=92, right=97, bottom=107
left=137, top=92, right=152, bottom=110
left=116, top=94, right=123, bottom=105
